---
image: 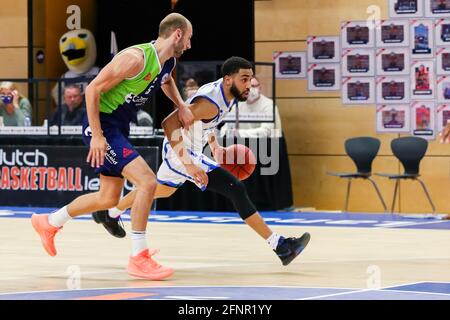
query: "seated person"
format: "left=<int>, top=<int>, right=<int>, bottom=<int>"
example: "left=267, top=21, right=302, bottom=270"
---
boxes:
left=438, top=0, right=448, bottom=10
left=49, top=85, right=86, bottom=126
left=132, top=109, right=153, bottom=127
left=444, top=86, right=450, bottom=99
left=220, top=77, right=282, bottom=138
left=0, top=81, right=32, bottom=126
left=182, top=78, right=199, bottom=100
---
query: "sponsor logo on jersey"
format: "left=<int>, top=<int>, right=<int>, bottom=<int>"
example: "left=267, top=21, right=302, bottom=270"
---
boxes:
left=144, top=73, right=152, bottom=81
left=125, top=93, right=149, bottom=106
left=161, top=73, right=170, bottom=85
left=123, top=147, right=134, bottom=158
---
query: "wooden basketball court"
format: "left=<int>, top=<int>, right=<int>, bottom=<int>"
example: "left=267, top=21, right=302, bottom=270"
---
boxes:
left=0, top=208, right=449, bottom=300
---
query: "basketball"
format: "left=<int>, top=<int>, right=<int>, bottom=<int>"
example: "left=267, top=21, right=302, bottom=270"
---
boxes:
left=221, top=144, right=256, bottom=181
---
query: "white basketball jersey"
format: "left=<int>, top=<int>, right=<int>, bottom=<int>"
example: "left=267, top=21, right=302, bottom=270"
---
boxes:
left=164, top=78, right=236, bottom=154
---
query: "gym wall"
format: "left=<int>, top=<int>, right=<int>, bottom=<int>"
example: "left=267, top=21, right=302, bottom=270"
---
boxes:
left=0, top=0, right=28, bottom=95
left=2, top=0, right=449, bottom=213
left=0, top=0, right=96, bottom=124
left=255, top=0, right=450, bottom=213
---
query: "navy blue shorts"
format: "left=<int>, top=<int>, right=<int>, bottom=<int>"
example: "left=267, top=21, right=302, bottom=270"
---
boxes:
left=82, top=121, right=140, bottom=178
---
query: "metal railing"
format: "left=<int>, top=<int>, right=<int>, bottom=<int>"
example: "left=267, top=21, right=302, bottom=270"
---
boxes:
left=0, top=76, right=155, bottom=136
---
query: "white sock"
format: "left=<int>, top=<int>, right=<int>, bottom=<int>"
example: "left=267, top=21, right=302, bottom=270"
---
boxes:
left=267, top=232, right=281, bottom=250
left=48, top=206, right=72, bottom=228
left=109, top=207, right=124, bottom=218
left=131, top=231, right=148, bottom=257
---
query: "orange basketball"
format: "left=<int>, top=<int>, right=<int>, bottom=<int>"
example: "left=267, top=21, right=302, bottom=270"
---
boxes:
left=221, top=144, right=256, bottom=181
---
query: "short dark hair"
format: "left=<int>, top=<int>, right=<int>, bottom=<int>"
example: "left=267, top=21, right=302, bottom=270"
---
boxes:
left=159, top=13, right=190, bottom=38
left=64, top=84, right=82, bottom=93
left=221, top=56, right=253, bottom=77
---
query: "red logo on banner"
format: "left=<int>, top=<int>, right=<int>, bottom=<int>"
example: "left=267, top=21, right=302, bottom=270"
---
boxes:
left=341, top=21, right=351, bottom=30
left=342, top=77, right=352, bottom=85
left=437, top=76, right=447, bottom=85
left=376, top=105, right=386, bottom=113
left=436, top=47, right=446, bottom=57
left=435, top=19, right=444, bottom=27
left=307, top=36, right=317, bottom=45
left=307, top=64, right=317, bottom=73
left=273, top=51, right=283, bottom=61
left=342, top=49, right=352, bottom=58
left=438, top=105, right=448, bottom=113
left=376, top=76, right=386, bottom=85
left=411, top=60, right=419, bottom=67
left=123, top=148, right=134, bottom=159
left=376, top=48, right=386, bottom=57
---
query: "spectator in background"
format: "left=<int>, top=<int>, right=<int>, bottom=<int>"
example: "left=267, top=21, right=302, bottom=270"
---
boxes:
left=220, top=76, right=282, bottom=138
left=182, top=78, right=199, bottom=100
left=132, top=109, right=154, bottom=127
left=0, top=81, right=32, bottom=126
left=49, top=85, right=86, bottom=126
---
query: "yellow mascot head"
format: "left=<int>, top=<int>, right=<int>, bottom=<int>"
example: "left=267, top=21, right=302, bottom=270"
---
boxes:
left=59, top=29, right=97, bottom=74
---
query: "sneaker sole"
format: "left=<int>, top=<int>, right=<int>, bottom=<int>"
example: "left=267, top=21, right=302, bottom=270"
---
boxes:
left=106, top=227, right=126, bottom=239
left=127, top=269, right=174, bottom=281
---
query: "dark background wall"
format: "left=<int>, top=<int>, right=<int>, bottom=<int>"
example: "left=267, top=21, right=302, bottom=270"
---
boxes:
left=95, top=0, right=254, bottom=128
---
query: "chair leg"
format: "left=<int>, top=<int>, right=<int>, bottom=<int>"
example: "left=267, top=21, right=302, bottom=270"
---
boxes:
left=367, top=177, right=388, bottom=213
left=416, top=178, right=436, bottom=214
left=344, top=178, right=352, bottom=212
left=391, top=179, right=400, bottom=215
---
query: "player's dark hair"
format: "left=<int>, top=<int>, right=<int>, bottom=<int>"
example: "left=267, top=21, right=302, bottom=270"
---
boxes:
left=221, top=57, right=253, bottom=77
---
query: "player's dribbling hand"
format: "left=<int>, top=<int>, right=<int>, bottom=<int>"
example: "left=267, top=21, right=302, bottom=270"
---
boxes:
left=185, top=163, right=208, bottom=187
left=439, top=120, right=450, bottom=144
left=87, top=135, right=107, bottom=168
left=178, top=104, right=194, bottom=130
left=212, top=146, right=226, bottom=164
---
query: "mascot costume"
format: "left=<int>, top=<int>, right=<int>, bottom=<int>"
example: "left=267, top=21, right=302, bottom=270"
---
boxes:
left=53, top=28, right=99, bottom=103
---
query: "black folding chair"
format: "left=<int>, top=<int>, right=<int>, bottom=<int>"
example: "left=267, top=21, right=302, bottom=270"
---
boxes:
left=327, top=137, right=387, bottom=212
left=375, top=136, right=436, bottom=214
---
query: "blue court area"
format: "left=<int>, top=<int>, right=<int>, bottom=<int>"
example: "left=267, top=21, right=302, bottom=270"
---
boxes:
left=1, top=206, right=449, bottom=300
left=1, top=206, right=449, bottom=230
left=0, top=283, right=449, bottom=300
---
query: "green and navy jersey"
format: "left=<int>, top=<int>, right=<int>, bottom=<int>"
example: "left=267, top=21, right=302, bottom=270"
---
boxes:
left=99, top=42, right=175, bottom=131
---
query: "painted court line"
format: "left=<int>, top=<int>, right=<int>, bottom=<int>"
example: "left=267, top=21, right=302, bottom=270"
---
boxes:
left=0, top=285, right=357, bottom=297
left=75, top=292, right=155, bottom=300
left=298, top=289, right=372, bottom=300
left=382, top=289, right=450, bottom=297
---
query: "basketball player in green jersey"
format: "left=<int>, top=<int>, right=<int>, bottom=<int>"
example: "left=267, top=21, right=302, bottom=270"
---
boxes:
left=31, top=13, right=201, bottom=280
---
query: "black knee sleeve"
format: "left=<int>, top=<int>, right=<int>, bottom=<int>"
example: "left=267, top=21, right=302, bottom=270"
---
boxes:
left=206, top=167, right=257, bottom=220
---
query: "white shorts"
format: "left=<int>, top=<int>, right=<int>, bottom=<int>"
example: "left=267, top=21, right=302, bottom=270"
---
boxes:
left=157, top=141, right=219, bottom=191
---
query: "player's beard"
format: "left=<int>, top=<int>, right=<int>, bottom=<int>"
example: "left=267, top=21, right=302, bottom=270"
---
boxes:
left=174, top=40, right=185, bottom=58
left=230, top=83, right=248, bottom=102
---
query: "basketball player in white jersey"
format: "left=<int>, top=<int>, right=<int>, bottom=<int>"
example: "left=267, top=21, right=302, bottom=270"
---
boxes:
left=93, top=57, right=311, bottom=267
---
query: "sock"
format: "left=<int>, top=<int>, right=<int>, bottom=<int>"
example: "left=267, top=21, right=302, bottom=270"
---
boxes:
left=267, top=232, right=281, bottom=250
left=48, top=206, right=72, bottom=228
left=131, top=231, right=148, bottom=257
left=109, top=207, right=124, bottom=218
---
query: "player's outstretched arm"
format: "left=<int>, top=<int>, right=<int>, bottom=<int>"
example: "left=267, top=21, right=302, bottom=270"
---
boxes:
left=161, top=98, right=219, bottom=186
left=85, top=50, right=143, bottom=168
